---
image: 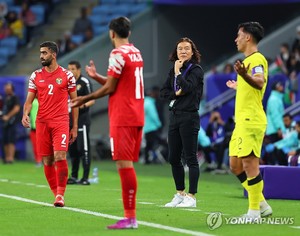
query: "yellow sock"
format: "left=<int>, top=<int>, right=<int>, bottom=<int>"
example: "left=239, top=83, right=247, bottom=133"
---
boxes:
left=247, top=176, right=263, bottom=210
left=242, top=180, right=249, bottom=191
left=242, top=180, right=265, bottom=203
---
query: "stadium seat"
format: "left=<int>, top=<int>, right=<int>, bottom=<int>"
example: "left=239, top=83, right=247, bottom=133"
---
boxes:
left=0, top=57, right=8, bottom=68
left=89, top=14, right=110, bottom=26
left=0, top=47, right=11, bottom=57
left=30, top=4, right=46, bottom=25
left=114, top=4, right=131, bottom=16
left=8, top=5, right=21, bottom=14
left=70, top=34, right=84, bottom=45
left=2, top=0, right=14, bottom=7
left=92, top=25, right=107, bottom=36
left=92, top=5, right=112, bottom=15
left=0, top=36, right=18, bottom=56
left=0, top=47, right=10, bottom=62
left=130, top=2, right=148, bottom=15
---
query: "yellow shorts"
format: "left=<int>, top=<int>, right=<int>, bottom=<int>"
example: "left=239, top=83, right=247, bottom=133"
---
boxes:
left=229, top=124, right=266, bottom=158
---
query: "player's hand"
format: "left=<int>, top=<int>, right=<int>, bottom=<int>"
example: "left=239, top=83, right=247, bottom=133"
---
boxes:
left=234, top=60, right=249, bottom=78
left=288, top=150, right=296, bottom=156
left=85, top=60, right=97, bottom=78
left=69, top=127, right=77, bottom=144
left=175, top=88, right=185, bottom=96
left=226, top=80, right=237, bottom=90
left=2, top=115, right=9, bottom=122
left=174, top=60, right=184, bottom=75
left=21, top=114, right=30, bottom=128
left=70, top=96, right=85, bottom=108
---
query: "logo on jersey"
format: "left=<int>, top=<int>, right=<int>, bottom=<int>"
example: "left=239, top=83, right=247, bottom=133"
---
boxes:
left=76, top=84, right=82, bottom=90
left=252, top=65, right=263, bottom=75
left=56, top=78, right=62, bottom=84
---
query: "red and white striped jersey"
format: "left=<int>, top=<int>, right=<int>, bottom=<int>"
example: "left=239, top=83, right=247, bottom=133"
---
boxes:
left=28, top=66, right=76, bottom=122
left=107, top=43, right=144, bottom=127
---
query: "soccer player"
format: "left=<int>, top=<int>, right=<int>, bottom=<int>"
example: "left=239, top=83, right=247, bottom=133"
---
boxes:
left=21, top=41, right=78, bottom=207
left=67, top=60, right=95, bottom=185
left=226, top=22, right=272, bottom=220
left=71, top=16, right=144, bottom=229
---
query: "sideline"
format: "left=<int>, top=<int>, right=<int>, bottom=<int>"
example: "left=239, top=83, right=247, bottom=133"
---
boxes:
left=0, top=193, right=214, bottom=236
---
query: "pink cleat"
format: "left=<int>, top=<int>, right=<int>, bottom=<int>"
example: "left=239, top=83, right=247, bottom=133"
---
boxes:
left=107, top=218, right=138, bottom=229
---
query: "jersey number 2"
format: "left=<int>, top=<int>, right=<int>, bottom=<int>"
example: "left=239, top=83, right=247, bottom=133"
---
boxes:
left=48, top=84, right=54, bottom=95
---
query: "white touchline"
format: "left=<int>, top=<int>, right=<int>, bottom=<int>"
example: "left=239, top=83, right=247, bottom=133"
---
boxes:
left=0, top=193, right=214, bottom=236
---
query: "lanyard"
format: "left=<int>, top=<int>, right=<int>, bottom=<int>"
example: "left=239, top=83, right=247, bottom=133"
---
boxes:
left=174, top=63, right=192, bottom=92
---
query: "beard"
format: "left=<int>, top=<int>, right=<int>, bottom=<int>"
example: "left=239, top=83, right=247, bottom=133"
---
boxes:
left=41, top=58, right=52, bottom=67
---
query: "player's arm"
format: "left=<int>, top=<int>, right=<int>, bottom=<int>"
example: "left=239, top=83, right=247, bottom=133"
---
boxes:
left=69, top=90, right=78, bottom=143
left=234, top=61, right=264, bottom=90
left=85, top=60, right=107, bottom=85
left=226, top=80, right=237, bottom=90
left=22, top=92, right=35, bottom=128
left=71, top=75, right=118, bottom=108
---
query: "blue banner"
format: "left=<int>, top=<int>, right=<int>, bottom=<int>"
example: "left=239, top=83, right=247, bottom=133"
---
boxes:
left=153, top=0, right=300, bottom=5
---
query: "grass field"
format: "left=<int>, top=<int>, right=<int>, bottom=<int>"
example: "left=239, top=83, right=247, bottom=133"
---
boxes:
left=0, top=160, right=299, bottom=236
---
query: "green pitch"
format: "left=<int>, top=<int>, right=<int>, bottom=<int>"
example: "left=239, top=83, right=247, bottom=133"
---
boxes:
left=0, top=160, right=299, bottom=236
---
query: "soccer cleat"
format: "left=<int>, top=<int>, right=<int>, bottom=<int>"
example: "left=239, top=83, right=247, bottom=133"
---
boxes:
left=67, top=177, right=78, bottom=185
left=176, top=195, right=196, bottom=208
left=260, top=204, right=273, bottom=217
left=107, top=218, right=138, bottom=229
left=164, top=193, right=184, bottom=207
left=54, top=195, right=65, bottom=207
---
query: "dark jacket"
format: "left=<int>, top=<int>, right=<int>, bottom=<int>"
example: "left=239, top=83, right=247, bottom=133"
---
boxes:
left=160, top=61, right=204, bottom=112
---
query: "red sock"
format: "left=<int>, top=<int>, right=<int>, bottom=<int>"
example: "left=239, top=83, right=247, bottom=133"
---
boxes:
left=44, top=164, right=57, bottom=196
left=118, top=167, right=137, bottom=218
left=55, top=160, right=68, bottom=196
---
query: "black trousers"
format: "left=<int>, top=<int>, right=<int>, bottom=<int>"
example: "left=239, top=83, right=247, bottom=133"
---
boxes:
left=144, top=130, right=160, bottom=163
left=69, top=124, right=91, bottom=180
left=168, top=111, right=200, bottom=194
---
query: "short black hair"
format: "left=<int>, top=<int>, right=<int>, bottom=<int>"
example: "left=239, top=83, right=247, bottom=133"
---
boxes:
left=271, top=81, right=283, bottom=90
left=109, top=16, right=131, bottom=38
left=238, top=22, right=264, bottom=44
left=40, top=41, right=59, bottom=54
left=68, top=60, right=81, bottom=69
left=283, top=113, right=293, bottom=119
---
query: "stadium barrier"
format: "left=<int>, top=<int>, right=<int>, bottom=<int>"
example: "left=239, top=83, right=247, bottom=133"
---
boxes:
left=244, top=165, right=300, bottom=200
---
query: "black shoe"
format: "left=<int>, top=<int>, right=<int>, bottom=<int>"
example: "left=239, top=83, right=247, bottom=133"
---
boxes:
left=67, top=177, right=78, bottom=184
left=78, top=179, right=90, bottom=185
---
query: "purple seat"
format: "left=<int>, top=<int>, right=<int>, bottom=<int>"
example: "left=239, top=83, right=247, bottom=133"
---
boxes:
left=244, top=165, right=300, bottom=200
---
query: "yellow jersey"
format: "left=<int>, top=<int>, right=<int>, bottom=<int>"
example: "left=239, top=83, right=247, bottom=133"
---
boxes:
left=235, top=52, right=268, bottom=125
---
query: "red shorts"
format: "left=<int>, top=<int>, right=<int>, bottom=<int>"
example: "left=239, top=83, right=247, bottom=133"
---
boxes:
left=110, top=126, right=143, bottom=162
left=36, top=121, right=69, bottom=156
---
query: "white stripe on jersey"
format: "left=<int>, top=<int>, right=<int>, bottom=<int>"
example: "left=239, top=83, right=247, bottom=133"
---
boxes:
left=109, top=53, right=125, bottom=75
left=29, top=71, right=37, bottom=90
left=81, top=77, right=92, bottom=93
